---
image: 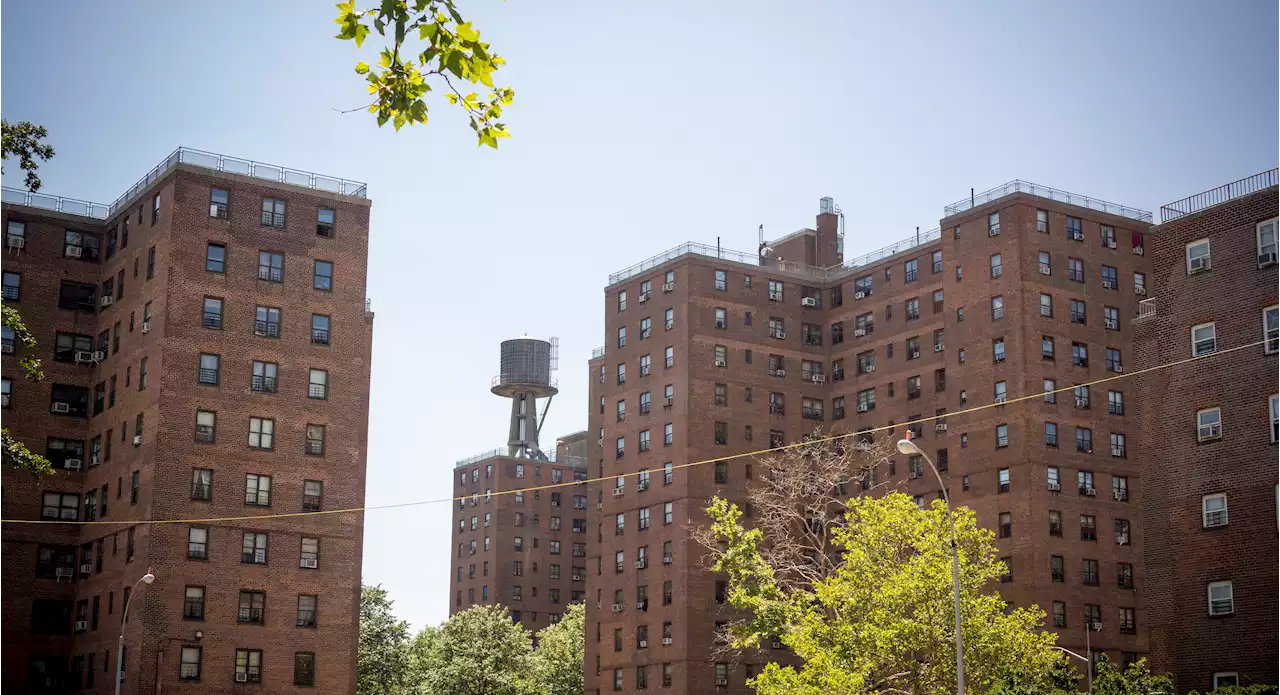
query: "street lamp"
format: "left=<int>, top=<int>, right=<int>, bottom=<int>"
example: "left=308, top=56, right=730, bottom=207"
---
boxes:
left=116, top=568, right=155, bottom=695
left=898, top=435, right=965, bottom=695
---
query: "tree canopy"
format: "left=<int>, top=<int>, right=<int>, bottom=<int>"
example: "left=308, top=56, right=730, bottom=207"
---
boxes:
left=333, top=0, right=514, bottom=146
left=530, top=602, right=585, bottom=695
left=358, top=585, right=414, bottom=695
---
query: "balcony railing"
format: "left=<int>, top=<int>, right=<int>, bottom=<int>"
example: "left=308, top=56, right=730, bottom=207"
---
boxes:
left=1136, top=298, right=1157, bottom=321
left=308, top=383, right=327, bottom=399
left=944, top=180, right=1153, bottom=223
left=254, top=321, right=280, bottom=338
left=252, top=375, right=277, bottom=393
left=1161, top=169, right=1278, bottom=222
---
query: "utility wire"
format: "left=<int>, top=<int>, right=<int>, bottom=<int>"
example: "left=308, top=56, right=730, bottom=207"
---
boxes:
left=2, top=339, right=1266, bottom=528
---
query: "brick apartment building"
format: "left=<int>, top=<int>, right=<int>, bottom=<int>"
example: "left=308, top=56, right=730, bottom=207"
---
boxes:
left=450, top=432, right=591, bottom=629
left=1135, top=170, right=1278, bottom=693
left=586, top=184, right=1158, bottom=694
left=0, top=148, right=373, bottom=693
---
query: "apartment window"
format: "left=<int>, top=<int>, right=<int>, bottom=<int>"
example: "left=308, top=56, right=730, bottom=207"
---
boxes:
left=257, top=251, right=284, bottom=283
left=1207, top=581, right=1234, bottom=616
left=1049, top=510, right=1062, bottom=537
left=306, top=425, right=326, bottom=455
left=992, top=338, right=1006, bottom=363
left=768, top=279, right=784, bottom=302
left=302, top=480, right=323, bottom=511
left=244, top=361, right=277, bottom=393
left=1112, top=475, right=1129, bottom=502
left=201, top=297, right=224, bottom=330
left=248, top=418, right=275, bottom=450
left=905, top=258, right=919, bottom=282
left=989, top=254, right=1003, bottom=278
left=253, top=306, right=281, bottom=338
left=1215, top=673, right=1241, bottom=689
left=1115, top=518, right=1131, bottom=544
left=205, top=243, right=226, bottom=273
left=1080, top=515, right=1097, bottom=541
left=194, top=410, right=217, bottom=444
left=931, top=250, right=943, bottom=273
left=1069, top=299, right=1087, bottom=324
left=312, top=314, right=331, bottom=345
left=1050, top=555, right=1064, bottom=583
left=996, top=424, right=1009, bottom=448
left=1083, top=559, right=1099, bottom=586
left=6, top=220, right=26, bottom=248
left=664, top=462, right=673, bottom=485
left=998, top=511, right=1012, bottom=538
left=1110, top=433, right=1127, bottom=458
left=1264, top=306, right=1279, bottom=353
left=991, top=295, right=1003, bottom=321
left=1063, top=215, right=1082, bottom=241
left=1052, top=601, right=1067, bottom=628
left=307, top=261, right=333, bottom=292
left=188, top=527, right=209, bottom=559
left=1186, top=496, right=1222, bottom=536
left=1189, top=322, right=1218, bottom=356
left=189, top=469, right=213, bottom=501
left=179, top=646, right=202, bottom=681
left=2, top=271, right=20, bottom=301
left=854, top=275, right=873, bottom=297
left=1186, top=239, right=1211, bottom=273
left=256, top=197, right=286, bottom=227
left=245, top=473, right=272, bottom=506
left=663, top=346, right=674, bottom=368
left=1072, top=343, right=1088, bottom=367
left=195, top=353, right=221, bottom=386
left=713, top=269, right=727, bottom=291
left=987, top=211, right=1000, bottom=236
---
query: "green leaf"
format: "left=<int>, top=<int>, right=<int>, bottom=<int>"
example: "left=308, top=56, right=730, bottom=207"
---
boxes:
left=354, top=23, right=370, bottom=48
left=354, top=61, right=370, bottom=75
left=455, top=21, right=479, bottom=42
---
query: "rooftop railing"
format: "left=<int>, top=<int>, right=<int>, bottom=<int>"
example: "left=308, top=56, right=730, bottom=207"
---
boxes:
left=607, top=228, right=944, bottom=287
left=109, top=147, right=368, bottom=217
left=591, top=346, right=606, bottom=360
left=1160, top=169, right=1278, bottom=223
left=1, top=187, right=110, bottom=219
left=944, top=180, right=1153, bottom=223
left=454, top=448, right=589, bottom=469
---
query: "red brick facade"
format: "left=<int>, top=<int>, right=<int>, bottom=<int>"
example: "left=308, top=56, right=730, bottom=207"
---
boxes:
left=1135, top=181, right=1278, bottom=693
left=2, top=159, right=371, bottom=694
left=587, top=190, right=1155, bottom=694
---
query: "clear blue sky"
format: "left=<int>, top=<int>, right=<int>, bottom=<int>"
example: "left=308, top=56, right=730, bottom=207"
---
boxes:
left=4, top=0, right=1276, bottom=630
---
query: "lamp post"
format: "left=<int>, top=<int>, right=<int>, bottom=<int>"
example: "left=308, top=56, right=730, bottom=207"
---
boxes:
left=116, top=568, right=155, bottom=695
left=1053, top=625, right=1101, bottom=695
left=898, top=434, right=965, bottom=695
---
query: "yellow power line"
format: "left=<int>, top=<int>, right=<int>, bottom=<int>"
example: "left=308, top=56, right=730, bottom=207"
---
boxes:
left=2, top=339, right=1266, bottom=528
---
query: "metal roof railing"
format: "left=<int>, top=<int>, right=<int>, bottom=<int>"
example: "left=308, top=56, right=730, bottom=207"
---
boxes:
left=1, top=187, right=110, bottom=219
left=591, top=346, right=605, bottom=359
left=109, top=147, right=368, bottom=217
left=944, top=180, right=1153, bottom=223
left=1160, top=169, right=1278, bottom=223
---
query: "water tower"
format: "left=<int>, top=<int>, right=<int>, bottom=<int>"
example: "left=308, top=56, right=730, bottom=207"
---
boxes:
left=491, top=336, right=559, bottom=460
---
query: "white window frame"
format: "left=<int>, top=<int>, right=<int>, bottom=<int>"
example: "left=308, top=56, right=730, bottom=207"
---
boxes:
left=1185, top=239, right=1211, bottom=273
left=1264, top=305, right=1279, bottom=355
left=1196, top=408, right=1223, bottom=442
left=1214, top=672, right=1240, bottom=689
left=1257, top=218, right=1278, bottom=264
left=1270, top=394, right=1278, bottom=444
left=1202, top=493, right=1228, bottom=528
left=1191, top=322, right=1217, bottom=357
left=1206, top=580, right=1234, bottom=616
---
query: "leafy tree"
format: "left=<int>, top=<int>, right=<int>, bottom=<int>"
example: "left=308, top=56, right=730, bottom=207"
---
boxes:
left=358, top=585, right=413, bottom=695
left=530, top=602, right=585, bottom=695
left=333, top=0, right=515, bottom=146
left=1090, top=656, right=1173, bottom=695
left=415, top=604, right=535, bottom=695
left=0, top=120, right=54, bottom=479
left=1191, top=686, right=1279, bottom=695
left=703, top=490, right=1066, bottom=695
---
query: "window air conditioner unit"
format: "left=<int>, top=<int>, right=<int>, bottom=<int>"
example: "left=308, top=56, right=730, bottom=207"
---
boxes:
left=934, top=344, right=944, bottom=352
left=141, top=321, right=151, bottom=333
left=80, top=563, right=93, bottom=574
left=637, top=601, right=647, bottom=610
left=612, top=488, right=624, bottom=497
left=774, top=369, right=786, bottom=377
left=56, top=567, right=74, bottom=581
left=1113, top=489, right=1127, bottom=501
left=811, top=374, right=826, bottom=383
left=717, top=678, right=728, bottom=687
left=301, top=558, right=318, bottom=569
left=801, top=297, right=818, bottom=307
left=714, top=359, right=727, bottom=368
left=1084, top=487, right=1097, bottom=497
left=774, top=331, right=786, bottom=340
left=1133, top=246, right=1144, bottom=256
left=90, top=455, right=100, bottom=466
left=65, top=245, right=84, bottom=258
left=1075, top=397, right=1088, bottom=408
left=0, top=343, right=12, bottom=354
left=133, top=435, right=143, bottom=446
left=910, top=350, right=920, bottom=359
left=1047, top=482, right=1060, bottom=492
left=662, top=556, right=672, bottom=564
left=770, top=639, right=783, bottom=649
left=1260, top=252, right=1278, bottom=266
left=638, top=293, right=649, bottom=303
left=64, top=459, right=83, bottom=471
left=662, top=282, right=674, bottom=293
left=634, top=560, right=645, bottom=569
left=662, top=637, right=673, bottom=645
left=612, top=604, right=624, bottom=613
left=1134, top=286, right=1146, bottom=295
left=51, top=402, right=71, bottom=414
left=1039, top=266, right=1051, bottom=275
left=100, top=295, right=113, bottom=307
left=935, top=423, right=947, bottom=432
left=854, top=291, right=866, bottom=300
left=665, top=397, right=673, bottom=407
left=853, top=328, right=866, bottom=337
left=236, top=673, right=250, bottom=683
left=865, top=365, right=875, bottom=373
left=1199, top=424, right=1222, bottom=441
left=1105, top=319, right=1118, bottom=330
left=638, top=639, right=648, bottom=648
left=7, top=236, right=25, bottom=249
left=1106, top=239, right=1117, bottom=249
left=1189, top=257, right=1210, bottom=273
left=856, top=404, right=868, bottom=413
left=76, top=620, right=89, bottom=631
left=74, top=351, right=95, bottom=364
